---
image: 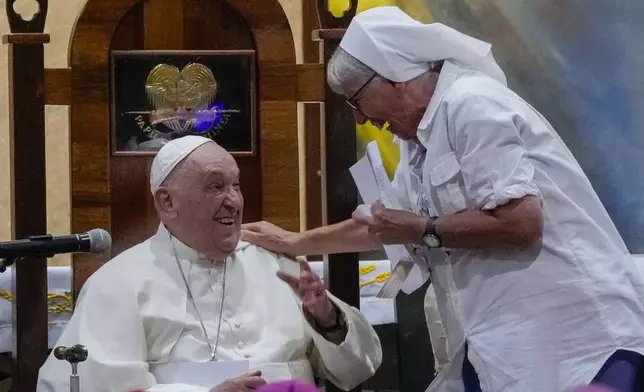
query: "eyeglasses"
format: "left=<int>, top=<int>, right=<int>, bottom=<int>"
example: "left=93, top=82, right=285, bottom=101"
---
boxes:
left=346, top=73, right=377, bottom=111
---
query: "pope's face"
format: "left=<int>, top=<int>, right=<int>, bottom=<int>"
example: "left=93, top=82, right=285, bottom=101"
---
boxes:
left=169, top=144, right=244, bottom=259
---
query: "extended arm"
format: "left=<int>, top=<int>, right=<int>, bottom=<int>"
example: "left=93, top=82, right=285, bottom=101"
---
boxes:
left=242, top=218, right=382, bottom=257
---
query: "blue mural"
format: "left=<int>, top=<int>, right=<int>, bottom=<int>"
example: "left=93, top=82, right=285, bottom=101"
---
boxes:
left=409, top=0, right=644, bottom=252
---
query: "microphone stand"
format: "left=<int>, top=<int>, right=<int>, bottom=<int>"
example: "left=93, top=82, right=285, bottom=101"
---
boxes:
left=54, top=344, right=88, bottom=392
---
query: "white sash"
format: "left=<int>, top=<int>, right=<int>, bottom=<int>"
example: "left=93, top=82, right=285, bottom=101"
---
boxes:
left=149, top=360, right=249, bottom=388
left=149, top=359, right=315, bottom=388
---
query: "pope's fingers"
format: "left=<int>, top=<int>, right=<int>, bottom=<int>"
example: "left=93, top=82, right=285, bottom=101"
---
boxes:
left=276, top=270, right=300, bottom=290
left=241, top=370, right=262, bottom=378
left=296, top=257, right=312, bottom=273
left=243, top=375, right=266, bottom=389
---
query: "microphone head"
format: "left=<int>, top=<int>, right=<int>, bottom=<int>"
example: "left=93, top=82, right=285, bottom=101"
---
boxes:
left=88, top=229, right=111, bottom=254
left=71, top=344, right=88, bottom=361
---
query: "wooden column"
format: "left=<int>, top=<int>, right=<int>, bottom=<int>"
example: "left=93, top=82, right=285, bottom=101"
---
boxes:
left=313, top=24, right=362, bottom=392
left=314, top=3, right=358, bottom=392
left=302, top=0, right=323, bottom=260
left=3, top=1, right=50, bottom=391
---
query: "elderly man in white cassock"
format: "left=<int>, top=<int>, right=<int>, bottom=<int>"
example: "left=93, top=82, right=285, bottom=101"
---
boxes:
left=37, top=136, right=382, bottom=392
left=241, top=6, right=644, bottom=392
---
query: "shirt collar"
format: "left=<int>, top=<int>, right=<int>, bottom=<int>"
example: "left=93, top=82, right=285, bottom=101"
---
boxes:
left=416, top=60, right=476, bottom=145
left=154, top=224, right=249, bottom=262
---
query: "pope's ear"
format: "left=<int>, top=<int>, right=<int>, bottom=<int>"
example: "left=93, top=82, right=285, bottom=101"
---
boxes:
left=153, top=187, right=176, bottom=216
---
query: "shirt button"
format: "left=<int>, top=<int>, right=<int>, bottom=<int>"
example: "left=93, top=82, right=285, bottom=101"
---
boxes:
left=234, top=323, right=241, bottom=329
left=237, top=341, right=244, bottom=349
left=244, top=353, right=251, bottom=359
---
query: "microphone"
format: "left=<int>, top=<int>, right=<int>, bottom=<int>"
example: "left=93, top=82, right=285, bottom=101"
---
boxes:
left=0, top=229, right=111, bottom=260
left=54, top=344, right=88, bottom=363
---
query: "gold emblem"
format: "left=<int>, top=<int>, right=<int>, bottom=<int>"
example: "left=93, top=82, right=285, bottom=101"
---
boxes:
left=144, top=63, right=219, bottom=134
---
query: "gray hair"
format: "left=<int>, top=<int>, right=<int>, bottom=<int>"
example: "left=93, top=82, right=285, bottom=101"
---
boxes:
left=326, top=47, right=377, bottom=96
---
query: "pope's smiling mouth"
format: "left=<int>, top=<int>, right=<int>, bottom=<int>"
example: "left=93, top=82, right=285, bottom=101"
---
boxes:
left=214, top=217, right=235, bottom=226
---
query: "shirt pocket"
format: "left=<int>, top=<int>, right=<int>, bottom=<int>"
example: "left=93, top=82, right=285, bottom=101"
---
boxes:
left=428, top=152, right=468, bottom=215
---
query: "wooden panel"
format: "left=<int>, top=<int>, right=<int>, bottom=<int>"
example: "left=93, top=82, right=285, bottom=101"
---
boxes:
left=312, top=28, right=346, bottom=41
left=4, top=36, right=49, bottom=392
left=296, top=63, right=325, bottom=102
left=71, top=0, right=299, bottom=297
left=5, top=7, right=49, bottom=390
left=260, top=63, right=296, bottom=101
left=259, top=101, right=299, bottom=231
left=70, top=0, right=139, bottom=294
left=321, top=37, right=360, bottom=392
left=253, top=29, right=297, bottom=62
left=2, top=33, right=50, bottom=44
left=302, top=0, right=323, bottom=260
left=110, top=157, right=157, bottom=256
left=144, top=0, right=183, bottom=49
left=44, top=68, right=71, bottom=105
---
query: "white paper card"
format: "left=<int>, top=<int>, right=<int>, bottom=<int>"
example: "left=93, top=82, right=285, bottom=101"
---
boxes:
left=150, top=360, right=249, bottom=388
left=376, top=260, right=414, bottom=298
left=350, top=141, right=430, bottom=295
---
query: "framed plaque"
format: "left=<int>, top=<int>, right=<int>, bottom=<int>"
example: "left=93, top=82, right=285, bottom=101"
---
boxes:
left=110, top=50, right=256, bottom=156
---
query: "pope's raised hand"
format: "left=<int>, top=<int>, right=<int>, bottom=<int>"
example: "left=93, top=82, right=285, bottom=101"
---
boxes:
left=277, top=257, right=337, bottom=328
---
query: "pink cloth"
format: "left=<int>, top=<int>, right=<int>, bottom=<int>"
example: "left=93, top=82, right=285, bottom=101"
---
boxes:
left=256, top=380, right=319, bottom=392
left=567, top=386, right=619, bottom=392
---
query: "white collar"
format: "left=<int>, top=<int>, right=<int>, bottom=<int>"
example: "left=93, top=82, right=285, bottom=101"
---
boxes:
left=416, top=60, right=483, bottom=145
left=154, top=224, right=250, bottom=262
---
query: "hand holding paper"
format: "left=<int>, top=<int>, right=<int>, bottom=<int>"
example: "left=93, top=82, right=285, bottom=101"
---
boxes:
left=349, top=141, right=431, bottom=295
left=352, top=201, right=427, bottom=245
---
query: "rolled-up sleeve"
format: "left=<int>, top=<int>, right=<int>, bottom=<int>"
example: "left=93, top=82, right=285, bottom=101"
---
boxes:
left=447, top=92, right=542, bottom=210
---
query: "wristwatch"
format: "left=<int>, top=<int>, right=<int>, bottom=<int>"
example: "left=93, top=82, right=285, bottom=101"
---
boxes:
left=422, top=217, right=442, bottom=248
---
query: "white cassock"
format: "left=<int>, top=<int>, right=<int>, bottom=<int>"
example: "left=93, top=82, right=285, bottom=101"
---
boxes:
left=391, top=59, right=644, bottom=391
left=37, top=224, right=382, bottom=392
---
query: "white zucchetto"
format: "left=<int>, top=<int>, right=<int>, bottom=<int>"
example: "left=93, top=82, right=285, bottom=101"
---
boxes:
left=149, top=135, right=214, bottom=193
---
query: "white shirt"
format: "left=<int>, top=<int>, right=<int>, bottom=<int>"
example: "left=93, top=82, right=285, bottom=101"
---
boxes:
left=393, top=60, right=644, bottom=392
left=37, top=225, right=382, bottom=392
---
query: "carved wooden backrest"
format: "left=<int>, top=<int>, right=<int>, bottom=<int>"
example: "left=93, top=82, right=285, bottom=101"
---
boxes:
left=67, top=0, right=322, bottom=296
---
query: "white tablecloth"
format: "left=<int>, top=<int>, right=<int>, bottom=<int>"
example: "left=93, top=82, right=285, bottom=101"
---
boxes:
left=309, top=260, right=397, bottom=325
left=0, top=266, right=73, bottom=354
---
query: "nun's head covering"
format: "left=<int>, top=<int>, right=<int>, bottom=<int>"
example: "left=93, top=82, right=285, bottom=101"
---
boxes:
left=149, top=135, right=214, bottom=193
left=339, top=6, right=506, bottom=85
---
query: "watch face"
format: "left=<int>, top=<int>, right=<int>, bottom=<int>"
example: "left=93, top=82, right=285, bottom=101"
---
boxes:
left=423, top=234, right=440, bottom=248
